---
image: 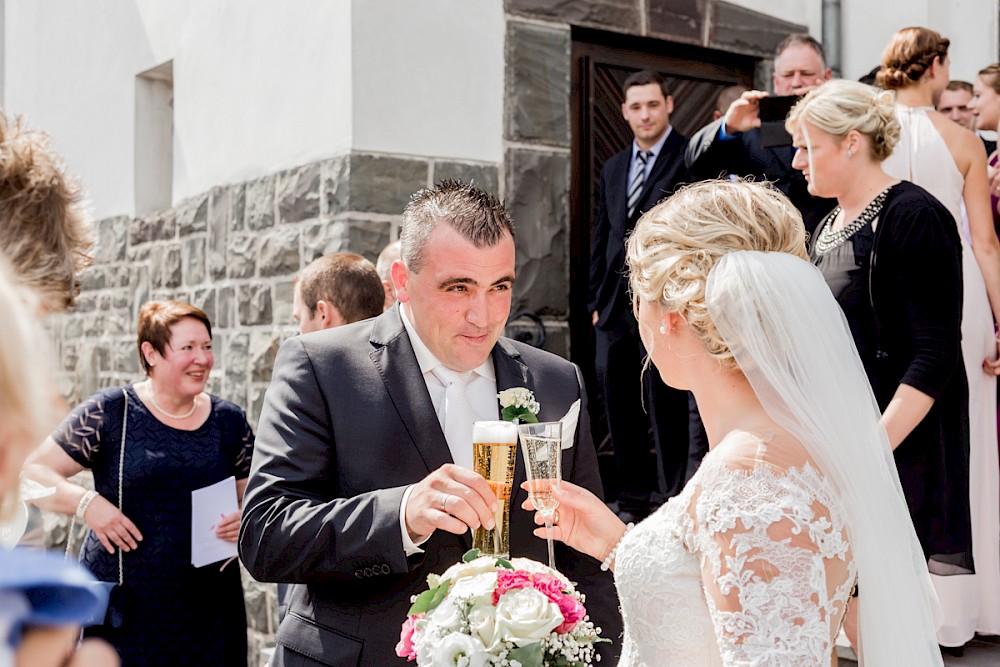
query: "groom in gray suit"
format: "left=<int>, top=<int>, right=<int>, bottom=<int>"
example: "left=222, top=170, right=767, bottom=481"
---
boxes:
left=239, top=180, right=621, bottom=666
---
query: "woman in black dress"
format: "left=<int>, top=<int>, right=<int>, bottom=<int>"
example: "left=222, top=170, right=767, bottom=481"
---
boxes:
left=787, top=79, right=973, bottom=644
left=25, top=301, right=254, bottom=666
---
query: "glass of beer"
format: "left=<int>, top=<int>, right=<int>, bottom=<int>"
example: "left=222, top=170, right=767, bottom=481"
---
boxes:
left=517, top=421, right=562, bottom=568
left=472, top=420, right=518, bottom=558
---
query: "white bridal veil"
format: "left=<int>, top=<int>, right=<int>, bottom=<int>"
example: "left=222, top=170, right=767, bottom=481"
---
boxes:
left=706, top=250, right=942, bottom=666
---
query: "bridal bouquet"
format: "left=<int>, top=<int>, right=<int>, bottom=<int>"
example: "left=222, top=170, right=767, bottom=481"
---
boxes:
left=396, top=551, right=605, bottom=666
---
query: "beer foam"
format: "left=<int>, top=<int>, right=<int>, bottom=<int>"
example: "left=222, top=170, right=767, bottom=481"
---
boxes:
left=473, top=420, right=518, bottom=443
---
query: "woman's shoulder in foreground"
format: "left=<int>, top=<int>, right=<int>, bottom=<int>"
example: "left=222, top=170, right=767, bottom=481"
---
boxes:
left=707, top=427, right=812, bottom=474
left=208, top=394, right=248, bottom=418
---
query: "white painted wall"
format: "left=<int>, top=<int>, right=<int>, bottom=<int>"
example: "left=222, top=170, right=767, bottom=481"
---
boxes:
left=840, top=0, right=998, bottom=81
left=350, top=0, right=504, bottom=162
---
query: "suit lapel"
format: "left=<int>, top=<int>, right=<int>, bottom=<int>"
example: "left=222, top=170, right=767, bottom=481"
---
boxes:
left=369, top=308, right=453, bottom=474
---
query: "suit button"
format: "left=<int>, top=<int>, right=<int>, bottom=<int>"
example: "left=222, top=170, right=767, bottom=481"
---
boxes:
left=354, top=569, right=363, bottom=579
left=363, top=567, right=373, bottom=578
left=381, top=564, right=390, bottom=575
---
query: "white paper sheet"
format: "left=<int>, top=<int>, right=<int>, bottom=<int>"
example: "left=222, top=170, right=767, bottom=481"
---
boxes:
left=191, top=476, right=238, bottom=568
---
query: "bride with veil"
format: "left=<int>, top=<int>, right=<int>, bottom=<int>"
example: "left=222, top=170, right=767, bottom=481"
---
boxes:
left=524, top=179, right=942, bottom=665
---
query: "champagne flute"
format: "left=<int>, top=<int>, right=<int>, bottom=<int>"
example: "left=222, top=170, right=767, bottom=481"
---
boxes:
left=517, top=421, right=562, bottom=569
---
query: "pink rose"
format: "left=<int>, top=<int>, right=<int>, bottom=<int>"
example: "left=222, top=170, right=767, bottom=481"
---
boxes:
left=395, top=614, right=422, bottom=660
left=530, top=574, right=567, bottom=603
left=554, top=594, right=586, bottom=634
left=493, top=570, right=534, bottom=604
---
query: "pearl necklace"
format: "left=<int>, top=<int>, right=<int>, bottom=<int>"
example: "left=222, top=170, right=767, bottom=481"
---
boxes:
left=148, top=388, right=199, bottom=420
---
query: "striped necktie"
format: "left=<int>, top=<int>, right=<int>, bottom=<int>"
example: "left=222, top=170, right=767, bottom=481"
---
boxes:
left=627, top=150, right=650, bottom=218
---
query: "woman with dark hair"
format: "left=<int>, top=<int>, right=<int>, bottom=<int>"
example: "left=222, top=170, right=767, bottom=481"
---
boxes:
left=878, top=26, right=1000, bottom=650
left=24, top=301, right=254, bottom=666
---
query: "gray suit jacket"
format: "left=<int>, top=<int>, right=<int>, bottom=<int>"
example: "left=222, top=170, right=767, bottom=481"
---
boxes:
left=239, top=306, right=621, bottom=666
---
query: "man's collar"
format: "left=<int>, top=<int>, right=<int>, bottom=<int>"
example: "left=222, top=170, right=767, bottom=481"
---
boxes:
left=399, top=304, right=495, bottom=380
left=632, top=125, right=672, bottom=159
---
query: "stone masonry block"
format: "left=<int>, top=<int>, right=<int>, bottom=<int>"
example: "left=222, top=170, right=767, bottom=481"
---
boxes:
left=258, top=227, right=301, bottom=278
left=245, top=175, right=276, bottom=231
left=92, top=216, right=129, bottom=263
left=322, top=156, right=350, bottom=216
left=349, top=154, right=428, bottom=215
left=250, top=331, right=282, bottom=383
left=183, top=236, right=206, bottom=286
left=648, top=0, right=703, bottom=44
left=433, top=161, right=500, bottom=196
left=208, top=186, right=231, bottom=281
left=227, top=235, right=257, bottom=279
left=177, top=193, right=209, bottom=236
left=238, top=284, right=272, bottom=326
left=129, top=209, right=177, bottom=245
left=303, top=219, right=391, bottom=264
left=506, top=22, right=571, bottom=146
left=277, top=163, right=321, bottom=224
left=505, top=149, right=570, bottom=316
left=505, top=0, right=638, bottom=32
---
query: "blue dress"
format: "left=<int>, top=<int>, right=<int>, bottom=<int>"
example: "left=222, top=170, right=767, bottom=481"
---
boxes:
left=52, top=385, right=254, bottom=667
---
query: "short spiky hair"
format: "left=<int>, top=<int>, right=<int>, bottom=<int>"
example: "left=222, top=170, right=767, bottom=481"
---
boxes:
left=775, top=33, right=827, bottom=66
left=0, top=112, right=92, bottom=312
left=400, top=180, right=515, bottom=273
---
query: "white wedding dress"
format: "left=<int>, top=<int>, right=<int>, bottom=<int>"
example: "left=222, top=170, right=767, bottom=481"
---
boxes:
left=614, top=430, right=855, bottom=666
left=882, top=105, right=1000, bottom=646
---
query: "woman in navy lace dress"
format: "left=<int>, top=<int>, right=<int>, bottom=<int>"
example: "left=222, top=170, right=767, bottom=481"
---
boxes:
left=25, top=301, right=254, bottom=666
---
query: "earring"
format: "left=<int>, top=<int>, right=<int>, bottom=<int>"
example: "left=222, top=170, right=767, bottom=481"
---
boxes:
left=658, top=325, right=667, bottom=334
left=847, top=148, right=853, bottom=158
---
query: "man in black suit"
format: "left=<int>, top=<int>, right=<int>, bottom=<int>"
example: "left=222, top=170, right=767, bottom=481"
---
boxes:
left=588, top=70, right=692, bottom=521
left=240, top=181, right=621, bottom=666
left=685, top=33, right=836, bottom=234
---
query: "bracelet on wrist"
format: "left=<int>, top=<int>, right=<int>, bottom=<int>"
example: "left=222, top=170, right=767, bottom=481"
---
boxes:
left=75, top=489, right=99, bottom=521
left=600, top=522, right=635, bottom=572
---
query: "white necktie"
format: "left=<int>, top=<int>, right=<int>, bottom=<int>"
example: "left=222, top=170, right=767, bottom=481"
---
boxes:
left=431, top=366, right=476, bottom=470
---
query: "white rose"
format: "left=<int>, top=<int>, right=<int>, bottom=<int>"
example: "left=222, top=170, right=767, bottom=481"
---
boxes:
left=429, top=632, right=488, bottom=667
left=440, top=556, right=499, bottom=582
left=450, top=571, right=497, bottom=606
left=467, top=604, right=498, bottom=648
left=493, top=587, right=563, bottom=647
left=428, top=598, right=465, bottom=633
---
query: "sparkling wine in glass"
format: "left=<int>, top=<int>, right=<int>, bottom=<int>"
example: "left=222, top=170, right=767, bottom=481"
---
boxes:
left=472, top=420, right=518, bottom=558
left=517, top=421, right=562, bottom=569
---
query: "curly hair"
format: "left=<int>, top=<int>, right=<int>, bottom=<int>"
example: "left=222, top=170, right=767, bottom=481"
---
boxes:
left=0, top=112, right=92, bottom=312
left=626, top=180, right=807, bottom=370
left=786, top=80, right=900, bottom=163
left=877, top=27, right=950, bottom=90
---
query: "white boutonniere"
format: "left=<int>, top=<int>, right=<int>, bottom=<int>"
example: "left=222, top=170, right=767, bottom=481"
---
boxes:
left=498, top=387, right=540, bottom=424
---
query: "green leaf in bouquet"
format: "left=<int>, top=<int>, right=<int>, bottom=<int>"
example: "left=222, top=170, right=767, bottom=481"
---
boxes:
left=507, top=642, right=543, bottom=667
left=494, top=556, right=514, bottom=570
left=501, top=405, right=539, bottom=424
left=406, top=577, right=452, bottom=616
left=462, top=548, right=481, bottom=563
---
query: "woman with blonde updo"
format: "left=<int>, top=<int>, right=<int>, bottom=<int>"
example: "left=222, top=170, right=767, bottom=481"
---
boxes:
left=521, top=179, right=943, bottom=665
left=880, top=26, right=1000, bottom=651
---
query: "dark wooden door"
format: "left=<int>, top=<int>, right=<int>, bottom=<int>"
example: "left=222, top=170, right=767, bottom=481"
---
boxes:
left=569, top=28, right=757, bottom=489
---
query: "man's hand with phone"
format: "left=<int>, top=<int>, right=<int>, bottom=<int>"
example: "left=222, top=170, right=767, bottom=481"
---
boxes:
left=723, top=90, right=770, bottom=134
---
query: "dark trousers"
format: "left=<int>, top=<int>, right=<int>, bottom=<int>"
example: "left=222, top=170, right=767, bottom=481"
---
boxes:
left=595, top=322, right=690, bottom=514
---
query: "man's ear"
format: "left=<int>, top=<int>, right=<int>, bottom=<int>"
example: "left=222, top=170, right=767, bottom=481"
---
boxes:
left=665, top=95, right=675, bottom=115
left=314, top=300, right=332, bottom=326
left=391, top=260, right=411, bottom=303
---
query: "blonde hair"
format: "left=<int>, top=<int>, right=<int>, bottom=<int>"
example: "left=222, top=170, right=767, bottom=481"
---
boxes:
left=0, top=112, right=92, bottom=312
left=786, top=79, right=900, bottom=162
left=0, top=257, right=58, bottom=520
left=877, top=27, right=950, bottom=90
left=626, top=180, right=807, bottom=370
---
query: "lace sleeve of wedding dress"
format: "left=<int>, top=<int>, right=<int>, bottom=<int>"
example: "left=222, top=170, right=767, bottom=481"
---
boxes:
left=683, top=436, right=855, bottom=666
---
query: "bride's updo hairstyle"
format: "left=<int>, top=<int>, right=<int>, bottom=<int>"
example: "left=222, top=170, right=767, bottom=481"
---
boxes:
left=626, top=180, right=806, bottom=370
left=786, top=79, right=900, bottom=162
left=876, top=26, right=950, bottom=90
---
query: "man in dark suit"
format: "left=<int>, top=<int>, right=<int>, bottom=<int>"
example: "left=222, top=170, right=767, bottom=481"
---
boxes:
left=588, top=70, right=692, bottom=521
left=685, top=33, right=836, bottom=234
left=240, top=180, right=621, bottom=666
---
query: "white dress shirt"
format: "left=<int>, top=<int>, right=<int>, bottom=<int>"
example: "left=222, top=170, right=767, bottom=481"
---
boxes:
left=398, top=306, right=500, bottom=554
